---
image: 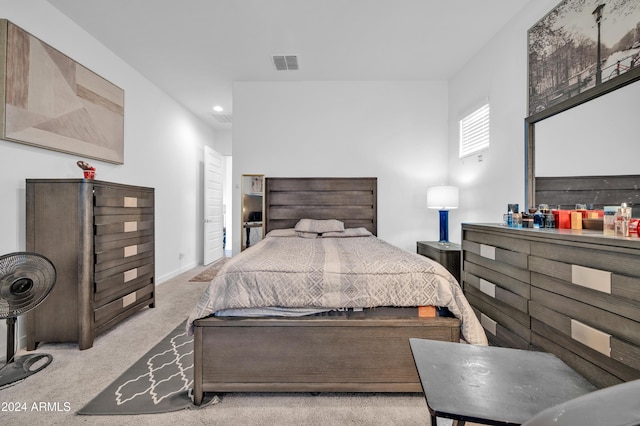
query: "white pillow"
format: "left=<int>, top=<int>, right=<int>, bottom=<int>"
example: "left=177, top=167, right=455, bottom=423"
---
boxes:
left=294, top=219, right=345, bottom=234
left=322, top=228, right=372, bottom=238
left=266, top=228, right=297, bottom=238
left=296, top=231, right=318, bottom=239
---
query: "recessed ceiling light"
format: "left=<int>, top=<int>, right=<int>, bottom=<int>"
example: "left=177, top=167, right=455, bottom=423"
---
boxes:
left=212, top=105, right=224, bottom=112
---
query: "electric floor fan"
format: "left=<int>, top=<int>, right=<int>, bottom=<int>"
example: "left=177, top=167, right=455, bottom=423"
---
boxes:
left=0, top=252, right=56, bottom=387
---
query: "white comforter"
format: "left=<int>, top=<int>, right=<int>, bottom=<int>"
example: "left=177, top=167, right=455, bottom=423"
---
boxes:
left=187, top=232, right=488, bottom=345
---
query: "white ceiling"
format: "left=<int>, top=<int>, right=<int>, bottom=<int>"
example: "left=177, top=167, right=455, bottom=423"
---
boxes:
left=47, top=0, right=531, bottom=130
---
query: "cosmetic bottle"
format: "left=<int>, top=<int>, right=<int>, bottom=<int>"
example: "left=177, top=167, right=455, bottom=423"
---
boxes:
left=513, top=212, right=522, bottom=228
left=603, top=206, right=618, bottom=236
left=544, top=213, right=555, bottom=228
left=615, top=203, right=632, bottom=237
left=533, top=209, right=543, bottom=228
left=535, top=204, right=548, bottom=229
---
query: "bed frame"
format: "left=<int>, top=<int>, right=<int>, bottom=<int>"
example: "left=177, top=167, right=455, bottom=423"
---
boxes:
left=192, top=177, right=461, bottom=405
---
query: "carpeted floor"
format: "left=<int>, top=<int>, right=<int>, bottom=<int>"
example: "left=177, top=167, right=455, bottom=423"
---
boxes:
left=77, top=320, right=211, bottom=415
left=0, top=264, right=469, bottom=426
left=188, top=257, right=230, bottom=282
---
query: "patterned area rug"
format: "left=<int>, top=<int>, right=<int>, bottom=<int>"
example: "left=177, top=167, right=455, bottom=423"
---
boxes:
left=188, top=257, right=230, bottom=282
left=77, top=320, right=216, bottom=415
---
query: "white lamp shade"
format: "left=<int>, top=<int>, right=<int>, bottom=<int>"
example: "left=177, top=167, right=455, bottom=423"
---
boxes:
left=427, top=185, right=459, bottom=210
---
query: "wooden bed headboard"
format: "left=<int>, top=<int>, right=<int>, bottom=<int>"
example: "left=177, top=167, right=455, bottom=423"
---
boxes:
left=264, top=177, right=377, bottom=235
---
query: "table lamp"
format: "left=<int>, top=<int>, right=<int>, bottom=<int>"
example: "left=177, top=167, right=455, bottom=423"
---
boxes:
left=427, top=185, right=459, bottom=243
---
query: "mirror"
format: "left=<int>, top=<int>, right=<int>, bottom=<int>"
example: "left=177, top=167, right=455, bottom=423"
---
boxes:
left=241, top=174, right=264, bottom=251
left=535, top=79, right=639, bottom=178
left=526, top=67, right=640, bottom=209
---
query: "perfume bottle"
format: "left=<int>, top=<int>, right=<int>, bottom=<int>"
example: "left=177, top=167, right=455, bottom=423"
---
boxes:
left=533, top=208, right=545, bottom=229
left=615, top=203, right=632, bottom=237
left=544, top=212, right=555, bottom=228
left=512, top=212, right=522, bottom=228
left=603, top=206, right=618, bottom=236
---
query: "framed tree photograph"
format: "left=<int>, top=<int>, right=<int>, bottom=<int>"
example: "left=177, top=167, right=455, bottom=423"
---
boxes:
left=0, top=20, right=125, bottom=164
left=528, top=0, right=640, bottom=115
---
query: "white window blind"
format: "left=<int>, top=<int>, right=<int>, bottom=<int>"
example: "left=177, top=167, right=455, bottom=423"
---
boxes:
left=459, top=103, right=490, bottom=158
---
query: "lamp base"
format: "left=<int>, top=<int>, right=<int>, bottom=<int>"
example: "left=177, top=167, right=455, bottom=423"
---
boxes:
left=438, top=210, right=449, bottom=243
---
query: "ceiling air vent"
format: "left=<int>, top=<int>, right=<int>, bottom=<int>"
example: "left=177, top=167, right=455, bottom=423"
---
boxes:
left=211, top=113, right=232, bottom=124
left=272, top=55, right=299, bottom=71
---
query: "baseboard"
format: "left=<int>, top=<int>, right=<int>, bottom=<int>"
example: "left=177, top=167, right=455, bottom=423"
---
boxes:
left=156, top=261, right=198, bottom=284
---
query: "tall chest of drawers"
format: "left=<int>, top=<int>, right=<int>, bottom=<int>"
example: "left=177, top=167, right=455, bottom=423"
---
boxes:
left=462, top=223, right=640, bottom=388
left=26, top=179, right=155, bottom=350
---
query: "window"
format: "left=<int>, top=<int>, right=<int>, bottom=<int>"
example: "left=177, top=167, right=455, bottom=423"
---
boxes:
left=459, top=103, right=490, bottom=158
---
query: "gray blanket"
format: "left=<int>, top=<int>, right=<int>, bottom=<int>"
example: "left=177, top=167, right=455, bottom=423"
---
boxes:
left=187, top=233, right=487, bottom=345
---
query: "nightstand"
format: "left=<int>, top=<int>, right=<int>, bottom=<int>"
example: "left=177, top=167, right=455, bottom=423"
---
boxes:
left=416, top=241, right=461, bottom=284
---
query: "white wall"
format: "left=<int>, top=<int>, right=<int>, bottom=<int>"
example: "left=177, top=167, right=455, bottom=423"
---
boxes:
left=214, top=128, right=233, bottom=156
left=447, top=0, right=560, bottom=243
left=232, top=80, right=450, bottom=253
left=0, top=0, right=219, bottom=355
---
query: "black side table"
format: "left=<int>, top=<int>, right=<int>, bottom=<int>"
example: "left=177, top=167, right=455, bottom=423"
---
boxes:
left=417, top=241, right=461, bottom=283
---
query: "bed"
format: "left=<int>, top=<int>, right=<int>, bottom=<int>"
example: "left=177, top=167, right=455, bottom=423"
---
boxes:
left=188, top=177, right=486, bottom=405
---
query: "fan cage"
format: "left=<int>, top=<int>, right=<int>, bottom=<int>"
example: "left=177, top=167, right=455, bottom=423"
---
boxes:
left=0, top=252, right=56, bottom=319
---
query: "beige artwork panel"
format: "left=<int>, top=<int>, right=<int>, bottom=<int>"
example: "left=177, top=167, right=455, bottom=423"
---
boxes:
left=0, top=20, right=124, bottom=164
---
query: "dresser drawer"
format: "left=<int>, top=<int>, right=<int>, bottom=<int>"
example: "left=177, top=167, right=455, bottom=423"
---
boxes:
left=530, top=256, right=640, bottom=305
left=530, top=289, right=640, bottom=372
left=94, top=262, right=155, bottom=307
left=463, top=250, right=529, bottom=283
left=94, top=250, right=153, bottom=273
left=94, top=185, right=154, bottom=208
left=95, top=237, right=154, bottom=264
left=531, top=324, right=628, bottom=388
left=464, top=269, right=528, bottom=313
left=465, top=286, right=530, bottom=342
left=531, top=271, right=640, bottom=325
left=94, top=283, right=155, bottom=329
left=463, top=260, right=530, bottom=299
left=94, top=213, right=154, bottom=236
left=532, top=318, right=640, bottom=385
left=530, top=240, right=640, bottom=279
left=463, top=229, right=531, bottom=257
left=471, top=307, right=529, bottom=349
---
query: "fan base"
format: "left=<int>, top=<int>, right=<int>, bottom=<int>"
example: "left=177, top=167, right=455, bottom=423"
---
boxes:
left=0, top=353, right=53, bottom=387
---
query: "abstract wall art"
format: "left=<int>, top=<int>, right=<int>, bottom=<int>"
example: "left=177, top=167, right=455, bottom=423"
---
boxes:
left=0, top=20, right=124, bottom=164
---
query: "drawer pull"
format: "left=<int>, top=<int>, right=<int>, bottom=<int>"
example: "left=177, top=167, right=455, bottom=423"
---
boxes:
left=479, top=279, right=496, bottom=298
left=570, top=319, right=611, bottom=357
left=123, top=268, right=138, bottom=282
left=480, top=313, right=497, bottom=336
left=124, top=197, right=138, bottom=208
left=480, top=244, right=496, bottom=260
left=124, top=245, right=138, bottom=257
left=124, top=221, right=138, bottom=232
left=571, top=265, right=611, bottom=294
left=122, top=292, right=137, bottom=308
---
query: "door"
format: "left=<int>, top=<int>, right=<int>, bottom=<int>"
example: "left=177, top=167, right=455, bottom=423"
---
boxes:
left=204, top=146, right=224, bottom=265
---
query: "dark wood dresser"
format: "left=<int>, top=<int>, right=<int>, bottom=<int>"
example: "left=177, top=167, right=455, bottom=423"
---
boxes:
left=462, top=223, right=640, bottom=388
left=26, top=179, right=155, bottom=350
